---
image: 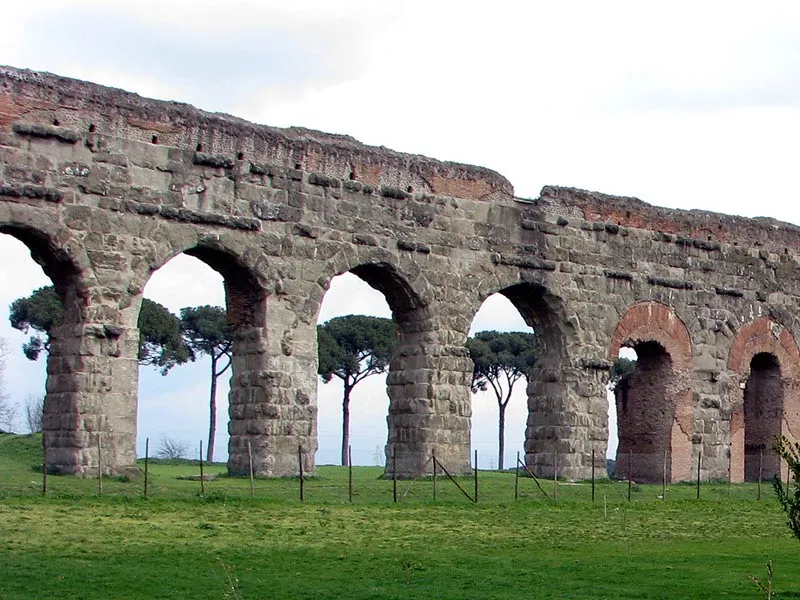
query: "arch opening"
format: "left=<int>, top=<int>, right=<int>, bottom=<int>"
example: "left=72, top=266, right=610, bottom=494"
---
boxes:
left=184, top=246, right=266, bottom=330
left=498, top=282, right=567, bottom=365
left=0, top=225, right=82, bottom=326
left=607, top=346, right=636, bottom=471
left=614, top=340, right=676, bottom=483
left=609, top=302, right=693, bottom=483
left=727, top=317, right=800, bottom=483
left=0, top=232, right=55, bottom=435
left=349, top=262, right=426, bottom=324
left=467, top=292, right=533, bottom=471
left=743, top=352, right=783, bottom=481
left=316, top=271, right=392, bottom=468
left=139, top=244, right=266, bottom=467
left=489, top=281, right=570, bottom=478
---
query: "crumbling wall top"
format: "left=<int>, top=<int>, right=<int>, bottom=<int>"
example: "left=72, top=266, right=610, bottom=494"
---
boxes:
left=0, top=65, right=513, bottom=202
left=537, top=185, right=800, bottom=252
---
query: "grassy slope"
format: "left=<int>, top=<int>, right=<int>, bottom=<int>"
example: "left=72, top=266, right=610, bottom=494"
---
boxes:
left=1, top=434, right=799, bottom=599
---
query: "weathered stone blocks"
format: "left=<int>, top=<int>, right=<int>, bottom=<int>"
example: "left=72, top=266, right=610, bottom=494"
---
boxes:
left=3, top=66, right=800, bottom=481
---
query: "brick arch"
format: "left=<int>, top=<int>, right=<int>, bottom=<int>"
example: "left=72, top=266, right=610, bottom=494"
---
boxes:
left=727, top=317, right=800, bottom=378
left=608, top=301, right=693, bottom=482
left=609, top=301, right=692, bottom=369
left=727, top=317, right=800, bottom=482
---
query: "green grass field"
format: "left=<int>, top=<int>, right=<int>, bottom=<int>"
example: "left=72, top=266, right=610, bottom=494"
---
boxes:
left=1, top=433, right=799, bottom=599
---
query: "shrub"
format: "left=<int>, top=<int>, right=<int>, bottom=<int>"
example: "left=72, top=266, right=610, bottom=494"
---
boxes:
left=772, top=435, right=800, bottom=542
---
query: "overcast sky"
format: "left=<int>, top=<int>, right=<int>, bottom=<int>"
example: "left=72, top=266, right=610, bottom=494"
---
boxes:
left=2, top=1, right=800, bottom=466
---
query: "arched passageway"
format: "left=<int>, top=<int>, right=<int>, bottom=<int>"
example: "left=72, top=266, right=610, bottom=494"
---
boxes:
left=727, top=317, right=800, bottom=482
left=315, top=272, right=391, bottom=467
left=614, top=341, right=677, bottom=482
left=137, top=254, right=226, bottom=464
left=467, top=293, right=532, bottom=471
left=609, top=302, right=693, bottom=483
left=343, top=262, right=459, bottom=477
left=743, top=352, right=783, bottom=481
left=0, top=233, right=53, bottom=433
left=139, top=241, right=270, bottom=476
left=314, top=256, right=474, bottom=478
left=0, top=223, right=102, bottom=475
left=475, top=281, right=574, bottom=478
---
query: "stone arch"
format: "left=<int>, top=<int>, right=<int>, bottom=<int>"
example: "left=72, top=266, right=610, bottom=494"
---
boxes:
left=470, top=270, right=575, bottom=362
left=141, top=235, right=268, bottom=329
left=183, top=244, right=267, bottom=330
left=0, top=221, right=87, bottom=323
left=609, top=301, right=693, bottom=482
left=138, top=237, right=270, bottom=474
left=727, top=317, right=800, bottom=482
left=502, top=281, right=574, bottom=478
left=467, top=275, right=586, bottom=479
left=348, top=262, right=429, bottom=323
left=311, top=244, right=435, bottom=326
left=0, top=219, right=107, bottom=475
left=316, top=258, right=458, bottom=477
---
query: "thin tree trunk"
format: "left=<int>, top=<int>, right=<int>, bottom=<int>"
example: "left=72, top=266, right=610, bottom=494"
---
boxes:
left=207, top=355, right=217, bottom=464
left=342, top=382, right=352, bottom=466
left=498, top=401, right=507, bottom=471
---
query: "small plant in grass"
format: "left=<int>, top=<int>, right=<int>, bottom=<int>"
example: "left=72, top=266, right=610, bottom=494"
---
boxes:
left=749, top=560, right=774, bottom=599
left=218, top=557, right=243, bottom=600
left=772, top=435, right=800, bottom=542
left=199, top=490, right=231, bottom=503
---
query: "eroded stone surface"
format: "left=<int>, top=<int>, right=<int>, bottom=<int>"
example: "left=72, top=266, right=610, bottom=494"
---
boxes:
left=2, top=65, right=800, bottom=480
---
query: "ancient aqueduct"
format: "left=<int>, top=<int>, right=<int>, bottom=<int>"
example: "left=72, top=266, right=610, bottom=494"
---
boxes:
left=0, top=65, right=798, bottom=482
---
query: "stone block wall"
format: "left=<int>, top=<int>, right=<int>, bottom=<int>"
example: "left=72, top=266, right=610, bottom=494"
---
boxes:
left=2, top=65, right=800, bottom=481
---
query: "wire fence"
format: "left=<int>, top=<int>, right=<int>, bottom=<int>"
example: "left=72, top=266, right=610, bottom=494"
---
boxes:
left=2, top=434, right=793, bottom=506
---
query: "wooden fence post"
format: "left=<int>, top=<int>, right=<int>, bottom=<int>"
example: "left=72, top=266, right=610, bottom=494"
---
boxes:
left=591, top=448, right=596, bottom=503
left=727, top=448, right=732, bottom=498
left=348, top=445, right=353, bottom=503
left=199, top=440, right=205, bottom=497
left=627, top=450, right=632, bottom=502
left=97, top=433, right=103, bottom=496
left=473, top=450, right=478, bottom=504
left=144, top=437, right=149, bottom=499
left=41, top=430, right=47, bottom=496
left=696, top=451, right=701, bottom=500
left=432, top=449, right=438, bottom=502
left=247, top=440, right=254, bottom=497
left=757, top=450, right=763, bottom=501
left=554, top=450, right=559, bottom=503
left=514, top=451, right=520, bottom=502
left=392, top=446, right=397, bottom=503
left=298, top=444, right=304, bottom=502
